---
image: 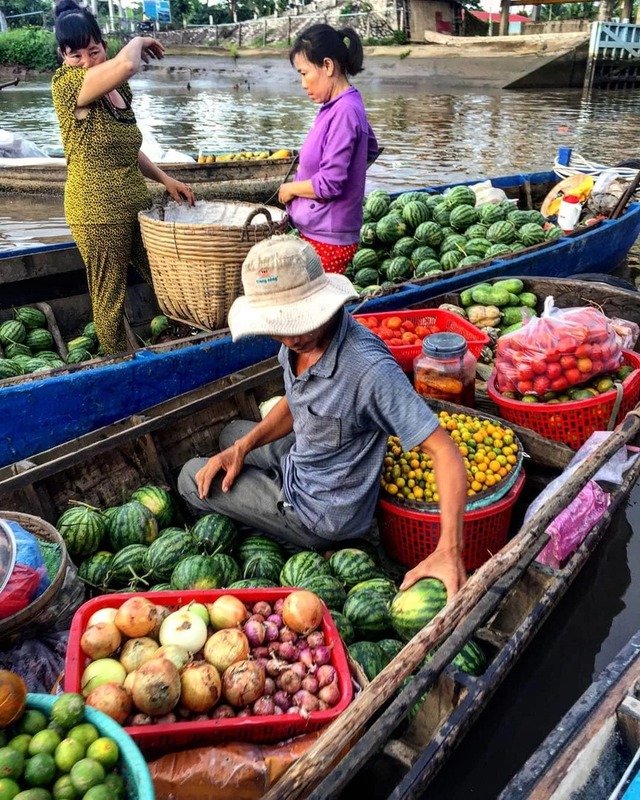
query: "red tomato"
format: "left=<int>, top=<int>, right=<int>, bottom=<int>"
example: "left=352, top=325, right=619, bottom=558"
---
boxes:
left=517, top=364, right=535, bottom=381
left=575, top=343, right=591, bottom=359
left=414, top=325, right=429, bottom=338
left=590, top=344, right=603, bottom=361
left=550, top=376, right=569, bottom=392
left=591, top=360, right=603, bottom=375
left=517, top=380, right=534, bottom=395
left=545, top=350, right=560, bottom=363
left=531, top=359, right=547, bottom=375
left=386, top=316, right=403, bottom=331
left=401, top=331, right=417, bottom=343
left=389, top=337, right=404, bottom=346
left=557, top=337, right=578, bottom=355
left=564, top=368, right=581, bottom=385
left=379, top=328, right=394, bottom=341
left=560, top=355, right=577, bottom=371
left=401, top=320, right=415, bottom=333
left=546, top=362, right=563, bottom=380
left=533, top=375, right=550, bottom=395
left=577, top=357, right=593, bottom=373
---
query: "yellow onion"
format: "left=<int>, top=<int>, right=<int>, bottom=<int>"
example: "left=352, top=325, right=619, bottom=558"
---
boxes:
left=180, top=662, right=222, bottom=713
left=222, top=660, right=266, bottom=707
left=153, top=645, right=193, bottom=672
left=80, top=622, right=122, bottom=660
left=207, top=595, right=247, bottom=630
left=132, top=658, right=181, bottom=716
left=282, top=590, right=324, bottom=636
left=119, top=637, right=160, bottom=673
left=159, top=609, right=208, bottom=653
left=87, top=607, right=118, bottom=628
left=81, top=658, right=126, bottom=697
left=123, top=670, right=138, bottom=695
left=86, top=682, right=132, bottom=724
left=148, top=604, right=171, bottom=640
left=187, top=602, right=210, bottom=626
left=114, top=597, right=158, bottom=638
left=203, top=629, right=249, bottom=674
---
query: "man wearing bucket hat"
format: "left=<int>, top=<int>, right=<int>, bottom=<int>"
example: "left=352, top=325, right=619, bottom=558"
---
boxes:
left=177, top=236, right=468, bottom=596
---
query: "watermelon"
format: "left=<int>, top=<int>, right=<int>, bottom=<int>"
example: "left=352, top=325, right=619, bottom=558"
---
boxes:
left=478, top=203, right=507, bottom=225
left=526, top=210, right=547, bottom=226
left=11, top=355, right=32, bottom=370
left=354, top=267, right=379, bottom=287
left=0, top=320, right=26, bottom=346
left=392, top=191, right=427, bottom=208
left=242, top=551, right=285, bottom=584
left=108, top=544, right=149, bottom=588
left=414, top=260, right=443, bottom=278
left=347, top=578, right=397, bottom=603
left=228, top=578, right=277, bottom=589
left=67, top=335, right=96, bottom=353
left=280, top=551, right=330, bottom=587
left=449, top=205, right=478, bottom=231
left=150, top=583, right=172, bottom=591
left=392, top=237, right=418, bottom=259
left=343, top=588, right=392, bottom=638
left=5, top=342, right=31, bottom=359
left=444, top=185, right=476, bottom=208
left=386, top=257, right=412, bottom=282
left=389, top=579, right=448, bottom=642
left=0, top=360, right=23, bottom=380
left=432, top=204, right=451, bottom=227
left=335, top=538, right=380, bottom=563
left=348, top=641, right=388, bottom=681
left=26, top=328, right=54, bottom=352
left=150, top=315, right=169, bottom=338
left=297, top=574, right=346, bottom=610
left=237, top=535, right=285, bottom=563
left=376, top=215, right=408, bottom=244
left=37, top=350, right=63, bottom=363
left=14, top=306, right=46, bottom=330
left=440, top=251, right=462, bottom=271
left=439, top=234, right=466, bottom=255
left=486, top=221, right=517, bottom=244
left=452, top=639, right=487, bottom=675
left=507, top=210, right=531, bottom=228
left=367, top=189, right=392, bottom=202
left=402, top=201, right=430, bottom=229
left=28, top=360, right=53, bottom=374
left=107, top=501, right=159, bottom=550
left=377, top=638, right=404, bottom=663
left=143, top=529, right=199, bottom=581
left=411, top=245, right=439, bottom=265
left=465, top=223, right=489, bottom=239
left=518, top=222, right=546, bottom=246
left=209, top=553, right=242, bottom=587
left=328, top=548, right=381, bottom=589
left=485, top=243, right=513, bottom=259
left=352, top=248, right=379, bottom=272
left=191, top=512, right=237, bottom=555
left=66, top=349, right=93, bottom=364
left=171, top=554, right=224, bottom=590
left=56, top=505, right=106, bottom=559
left=425, top=194, right=446, bottom=210
left=130, top=485, right=175, bottom=529
left=359, top=222, right=378, bottom=247
left=413, top=221, right=444, bottom=248
left=83, top=321, right=98, bottom=340
left=329, top=611, right=355, bottom=645
left=464, top=238, right=491, bottom=258
left=459, top=255, right=482, bottom=267
left=364, top=194, right=390, bottom=221
left=544, top=225, right=563, bottom=241
left=77, top=551, right=114, bottom=588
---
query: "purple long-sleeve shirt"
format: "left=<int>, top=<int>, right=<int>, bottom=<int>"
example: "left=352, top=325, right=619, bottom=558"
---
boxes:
left=288, top=86, right=378, bottom=246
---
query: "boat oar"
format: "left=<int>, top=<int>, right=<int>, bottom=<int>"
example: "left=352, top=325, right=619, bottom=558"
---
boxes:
left=611, top=169, right=640, bottom=220
left=264, top=408, right=640, bottom=800
left=0, top=78, right=19, bottom=91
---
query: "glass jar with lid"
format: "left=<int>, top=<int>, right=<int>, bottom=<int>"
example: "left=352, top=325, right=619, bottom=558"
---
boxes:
left=413, top=332, right=476, bottom=406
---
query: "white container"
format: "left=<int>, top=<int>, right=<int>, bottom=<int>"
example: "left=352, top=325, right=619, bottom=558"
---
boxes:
left=557, top=194, right=582, bottom=231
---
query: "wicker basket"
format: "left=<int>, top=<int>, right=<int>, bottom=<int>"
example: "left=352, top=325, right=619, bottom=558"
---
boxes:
left=0, top=511, right=68, bottom=640
left=139, top=199, right=289, bottom=332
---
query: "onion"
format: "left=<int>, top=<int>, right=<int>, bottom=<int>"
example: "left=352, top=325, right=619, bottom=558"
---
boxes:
left=131, top=713, right=153, bottom=726
left=148, top=604, right=171, bottom=640
left=252, top=646, right=270, bottom=660
left=263, top=677, right=276, bottom=696
left=80, top=622, right=122, bottom=660
left=207, top=595, right=247, bottom=630
left=277, top=669, right=302, bottom=695
left=279, top=626, right=298, bottom=643
left=211, top=704, right=236, bottom=719
left=312, top=645, right=333, bottom=667
left=318, top=681, right=341, bottom=707
left=237, top=708, right=253, bottom=717
left=204, top=629, right=249, bottom=674
left=267, top=614, right=282, bottom=627
left=153, top=644, right=192, bottom=672
left=252, top=601, right=272, bottom=617
left=273, top=690, right=291, bottom=711
left=299, top=648, right=314, bottom=670
left=306, top=631, right=325, bottom=649
left=86, top=682, right=132, bottom=724
left=222, top=660, right=266, bottom=707
left=289, top=662, right=307, bottom=679
left=132, top=658, right=181, bottom=716
left=123, top=671, right=137, bottom=695
left=155, top=713, right=178, bottom=725
left=274, top=705, right=284, bottom=715
left=187, top=602, right=210, bottom=626
left=180, top=662, right=222, bottom=713
left=266, top=659, right=287, bottom=678
left=81, top=658, right=126, bottom=697
left=248, top=613, right=265, bottom=624
left=264, top=621, right=280, bottom=643
left=87, top=607, right=118, bottom=628
left=277, top=641, right=298, bottom=662
left=302, top=675, right=319, bottom=694
left=115, top=597, right=158, bottom=638
left=252, top=696, right=275, bottom=715
left=159, top=609, right=208, bottom=653
left=282, top=591, right=324, bottom=636
left=293, top=689, right=320, bottom=713
left=119, top=637, right=160, bottom=673
left=316, top=664, right=336, bottom=688
left=273, top=598, right=285, bottom=615
left=243, top=619, right=266, bottom=648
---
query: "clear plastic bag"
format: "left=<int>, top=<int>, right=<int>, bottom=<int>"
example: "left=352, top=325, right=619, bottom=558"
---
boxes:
left=609, top=317, right=640, bottom=351
left=0, top=520, right=50, bottom=619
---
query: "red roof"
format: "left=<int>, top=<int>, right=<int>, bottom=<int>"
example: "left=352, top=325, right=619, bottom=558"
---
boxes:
left=469, top=10, right=531, bottom=23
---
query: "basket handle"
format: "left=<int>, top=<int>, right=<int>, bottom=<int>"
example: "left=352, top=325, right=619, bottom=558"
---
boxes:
left=156, top=190, right=173, bottom=222
left=241, top=207, right=289, bottom=242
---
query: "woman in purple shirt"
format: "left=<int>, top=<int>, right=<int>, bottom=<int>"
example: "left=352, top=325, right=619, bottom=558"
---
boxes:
left=278, top=24, right=378, bottom=274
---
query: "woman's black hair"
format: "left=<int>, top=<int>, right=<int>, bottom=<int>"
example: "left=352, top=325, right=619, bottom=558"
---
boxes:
left=289, top=24, right=364, bottom=77
left=55, top=0, right=105, bottom=52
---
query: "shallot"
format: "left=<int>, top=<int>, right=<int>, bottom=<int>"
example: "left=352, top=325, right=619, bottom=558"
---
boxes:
left=273, top=690, right=292, bottom=711
left=293, top=689, right=320, bottom=714
left=252, top=696, right=275, bottom=715
left=253, top=601, right=272, bottom=617
left=244, top=619, right=266, bottom=647
left=316, top=664, right=336, bottom=688
left=318, top=681, right=341, bottom=707
left=313, top=645, right=332, bottom=667
left=277, top=669, right=302, bottom=695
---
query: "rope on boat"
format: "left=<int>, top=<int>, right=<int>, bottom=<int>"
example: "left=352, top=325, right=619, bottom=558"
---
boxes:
left=554, top=152, right=640, bottom=181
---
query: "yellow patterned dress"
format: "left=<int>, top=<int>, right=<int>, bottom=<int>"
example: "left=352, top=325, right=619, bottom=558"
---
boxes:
left=52, top=64, right=153, bottom=355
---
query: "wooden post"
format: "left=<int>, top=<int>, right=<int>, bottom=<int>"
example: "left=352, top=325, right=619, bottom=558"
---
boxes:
left=238, top=22, right=242, bottom=47
left=288, top=15, right=292, bottom=45
left=263, top=17, right=267, bottom=44
left=215, top=24, right=219, bottom=45
left=499, top=0, right=509, bottom=36
left=622, top=0, right=632, bottom=22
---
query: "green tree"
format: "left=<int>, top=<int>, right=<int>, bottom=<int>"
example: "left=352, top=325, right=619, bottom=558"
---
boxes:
left=1, top=0, right=51, bottom=28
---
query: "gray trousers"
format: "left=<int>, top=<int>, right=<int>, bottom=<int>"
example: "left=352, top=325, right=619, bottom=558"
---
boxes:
left=177, top=420, right=330, bottom=552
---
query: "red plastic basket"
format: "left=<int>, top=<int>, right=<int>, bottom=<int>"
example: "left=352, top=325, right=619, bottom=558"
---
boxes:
left=354, top=308, right=490, bottom=371
left=64, top=589, right=353, bottom=755
left=378, top=471, right=526, bottom=571
left=487, top=350, right=640, bottom=451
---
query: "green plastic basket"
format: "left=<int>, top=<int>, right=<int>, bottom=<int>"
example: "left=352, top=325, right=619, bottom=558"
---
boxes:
left=26, top=693, right=155, bottom=800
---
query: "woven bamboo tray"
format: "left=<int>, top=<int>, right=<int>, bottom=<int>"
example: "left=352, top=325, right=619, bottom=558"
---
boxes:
left=0, top=511, right=68, bottom=640
left=139, top=200, right=288, bottom=332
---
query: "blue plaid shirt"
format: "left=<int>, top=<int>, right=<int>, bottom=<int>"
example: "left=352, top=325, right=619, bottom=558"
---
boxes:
left=279, top=309, right=439, bottom=539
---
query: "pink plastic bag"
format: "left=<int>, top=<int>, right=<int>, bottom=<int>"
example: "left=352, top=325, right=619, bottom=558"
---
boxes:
left=536, top=480, right=610, bottom=569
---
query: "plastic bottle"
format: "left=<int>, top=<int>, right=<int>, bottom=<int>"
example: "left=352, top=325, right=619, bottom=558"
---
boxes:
left=413, top=332, right=476, bottom=407
left=557, top=194, right=583, bottom=232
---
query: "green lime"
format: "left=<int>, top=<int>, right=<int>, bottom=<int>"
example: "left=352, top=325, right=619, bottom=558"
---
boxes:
left=102, top=773, right=125, bottom=799
left=18, top=711, right=48, bottom=737
left=24, top=753, right=56, bottom=787
left=53, top=739, right=85, bottom=774
left=69, top=759, right=104, bottom=794
left=12, top=790, right=52, bottom=800
left=66, top=725, right=98, bottom=750
left=52, top=775, right=79, bottom=800
left=28, top=731, right=61, bottom=758
left=85, top=739, right=118, bottom=772
left=0, top=778, right=20, bottom=800
left=0, top=748, right=24, bottom=780
left=81, top=787, right=111, bottom=800
left=6, top=736, right=31, bottom=757
left=50, top=696, right=84, bottom=733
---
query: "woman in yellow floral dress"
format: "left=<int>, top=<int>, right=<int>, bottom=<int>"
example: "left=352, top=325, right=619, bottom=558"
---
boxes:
left=52, top=0, right=195, bottom=355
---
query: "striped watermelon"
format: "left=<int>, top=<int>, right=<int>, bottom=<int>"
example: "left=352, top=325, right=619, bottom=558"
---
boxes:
left=67, top=336, right=96, bottom=353
left=150, top=583, right=172, bottom=592
left=440, top=233, right=467, bottom=255
left=544, top=225, right=563, bottom=241
left=411, top=245, right=439, bottom=265
left=25, top=328, right=54, bottom=352
left=377, top=638, right=404, bottom=663
left=376, top=215, right=408, bottom=244
left=465, top=238, right=491, bottom=257
left=389, top=579, right=448, bottom=642
left=11, top=355, right=33, bottom=371
left=507, top=210, right=531, bottom=228
left=83, top=321, right=98, bottom=340
left=486, top=221, right=517, bottom=244
left=242, top=551, right=285, bottom=584
left=209, top=553, right=242, bottom=587
left=364, top=194, right=390, bottom=221
left=432, top=204, right=451, bottom=227
left=0, top=320, right=26, bottom=347
left=354, top=267, right=379, bottom=287
left=328, top=549, right=381, bottom=589
left=228, top=578, right=277, bottom=589
left=414, top=260, right=442, bottom=278
left=37, top=351, right=63, bottom=363
left=479, top=203, right=507, bottom=225
left=347, top=578, right=397, bottom=604
left=280, top=551, right=330, bottom=587
left=14, top=306, right=46, bottom=330
left=130, top=485, right=175, bottom=529
left=329, top=611, right=355, bottom=645
left=449, top=205, right=478, bottom=231
left=5, top=343, right=31, bottom=359
left=170, top=554, right=224, bottom=590
left=66, top=349, right=93, bottom=364
left=343, top=588, right=392, bottom=638
left=392, top=237, right=418, bottom=259
left=297, top=574, right=347, bottom=610
left=107, top=501, right=159, bottom=550
left=426, top=194, right=446, bottom=210
left=352, top=248, right=379, bottom=272
left=386, top=257, right=412, bottom=282
left=518, top=222, right=546, bottom=246
left=108, top=543, right=149, bottom=588
left=359, top=223, right=378, bottom=247
left=452, top=639, right=487, bottom=675
left=485, top=243, right=513, bottom=259
left=150, top=315, right=169, bottom=338
left=413, top=222, right=444, bottom=248
left=391, top=191, right=427, bottom=208
left=0, top=360, right=23, bottom=380
left=459, top=255, right=482, bottom=267
left=526, top=210, right=546, bottom=226
left=143, top=529, right=199, bottom=581
left=402, top=201, right=430, bottom=229
left=335, top=538, right=380, bottom=563
left=77, top=551, right=114, bottom=589
left=191, top=513, right=237, bottom=555
left=56, top=505, right=106, bottom=559
left=444, top=185, right=476, bottom=208
left=348, top=641, right=388, bottom=682
left=465, top=223, right=489, bottom=239
left=237, top=535, right=285, bottom=563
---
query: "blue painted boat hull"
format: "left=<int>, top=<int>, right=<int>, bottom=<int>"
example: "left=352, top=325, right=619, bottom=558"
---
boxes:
left=1, top=168, right=639, bottom=467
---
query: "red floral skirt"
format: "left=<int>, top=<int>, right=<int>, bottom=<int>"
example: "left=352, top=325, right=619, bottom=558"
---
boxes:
left=300, top=234, right=359, bottom=275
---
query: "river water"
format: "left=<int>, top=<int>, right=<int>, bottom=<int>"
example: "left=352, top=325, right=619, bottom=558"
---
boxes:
left=3, top=64, right=640, bottom=797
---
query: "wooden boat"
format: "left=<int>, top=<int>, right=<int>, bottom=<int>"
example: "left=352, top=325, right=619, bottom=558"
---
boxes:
left=0, top=152, right=300, bottom=203
left=1, top=358, right=640, bottom=799
left=499, top=629, right=640, bottom=799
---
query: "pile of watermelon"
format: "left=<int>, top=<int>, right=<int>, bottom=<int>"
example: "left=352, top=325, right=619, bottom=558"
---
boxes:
left=65, top=321, right=102, bottom=365
left=0, top=306, right=66, bottom=381
left=346, top=186, right=564, bottom=293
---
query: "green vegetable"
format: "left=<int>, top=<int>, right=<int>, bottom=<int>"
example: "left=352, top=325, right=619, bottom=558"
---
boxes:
left=471, top=286, right=511, bottom=307
left=518, top=292, right=538, bottom=308
left=499, top=321, right=524, bottom=336
left=505, top=293, right=521, bottom=307
left=493, top=278, right=524, bottom=295
left=501, top=307, right=527, bottom=327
